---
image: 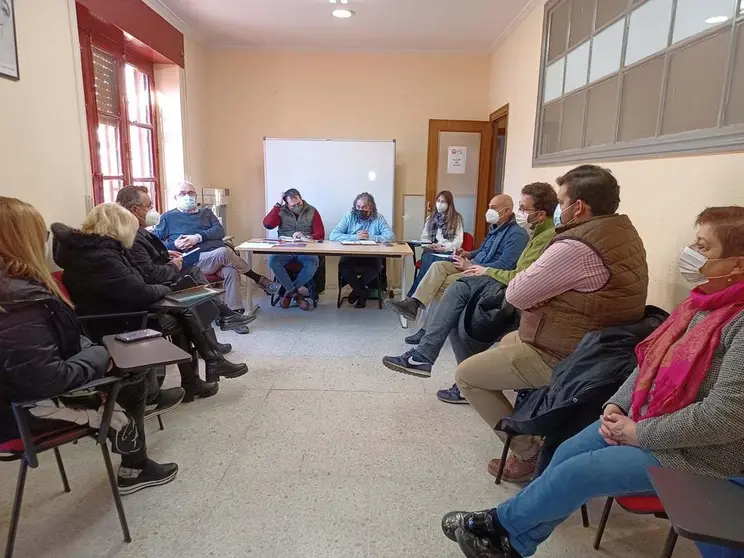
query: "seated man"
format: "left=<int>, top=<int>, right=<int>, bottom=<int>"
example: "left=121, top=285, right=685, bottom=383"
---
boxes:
left=441, top=205, right=744, bottom=557
left=385, top=194, right=528, bottom=322
left=456, top=164, right=648, bottom=483
left=117, top=186, right=254, bottom=335
left=382, top=183, right=558, bottom=389
left=153, top=181, right=280, bottom=312
left=330, top=192, right=395, bottom=308
left=263, top=188, right=325, bottom=311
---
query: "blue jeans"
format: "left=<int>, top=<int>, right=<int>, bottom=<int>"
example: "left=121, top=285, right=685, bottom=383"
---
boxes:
left=496, top=420, right=661, bottom=557
left=408, top=251, right=444, bottom=297
left=269, top=254, right=319, bottom=293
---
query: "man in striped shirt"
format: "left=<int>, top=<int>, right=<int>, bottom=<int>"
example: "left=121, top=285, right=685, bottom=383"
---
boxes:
left=455, top=165, right=648, bottom=483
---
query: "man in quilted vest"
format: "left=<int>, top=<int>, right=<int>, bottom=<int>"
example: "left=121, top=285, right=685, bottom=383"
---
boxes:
left=456, top=164, right=649, bottom=483
left=263, top=188, right=325, bottom=311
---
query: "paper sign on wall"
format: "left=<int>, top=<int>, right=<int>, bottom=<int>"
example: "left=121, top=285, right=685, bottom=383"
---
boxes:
left=447, top=146, right=467, bottom=174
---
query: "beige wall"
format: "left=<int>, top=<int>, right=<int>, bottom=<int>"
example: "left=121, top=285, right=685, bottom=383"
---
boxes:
left=0, top=0, right=91, bottom=226
left=202, top=50, right=490, bottom=245
left=183, top=37, right=209, bottom=191
left=489, top=2, right=744, bottom=310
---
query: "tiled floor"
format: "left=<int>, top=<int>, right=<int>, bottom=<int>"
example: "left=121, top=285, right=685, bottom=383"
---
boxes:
left=0, top=291, right=699, bottom=557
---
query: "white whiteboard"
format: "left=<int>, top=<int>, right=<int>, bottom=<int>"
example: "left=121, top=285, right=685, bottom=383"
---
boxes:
left=264, top=139, right=396, bottom=239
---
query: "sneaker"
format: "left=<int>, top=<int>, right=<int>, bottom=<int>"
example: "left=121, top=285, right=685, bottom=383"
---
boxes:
left=404, top=328, right=426, bottom=345
left=294, top=293, right=312, bottom=311
left=257, top=276, right=281, bottom=295
left=382, top=349, right=433, bottom=378
left=279, top=295, right=292, bottom=309
left=144, top=387, right=185, bottom=420
left=232, top=325, right=250, bottom=335
left=437, top=384, right=469, bottom=404
left=455, top=527, right=520, bottom=558
left=442, top=510, right=496, bottom=542
left=384, top=298, right=421, bottom=321
left=117, top=459, right=179, bottom=495
left=487, top=453, right=539, bottom=484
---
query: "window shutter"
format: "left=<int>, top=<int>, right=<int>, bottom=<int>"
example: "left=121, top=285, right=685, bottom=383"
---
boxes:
left=92, top=48, right=119, bottom=116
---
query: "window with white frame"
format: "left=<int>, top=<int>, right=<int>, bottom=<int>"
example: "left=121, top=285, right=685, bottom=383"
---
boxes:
left=534, top=0, right=744, bottom=165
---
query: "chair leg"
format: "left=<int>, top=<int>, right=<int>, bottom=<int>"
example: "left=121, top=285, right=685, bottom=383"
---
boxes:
left=593, top=497, right=614, bottom=549
left=580, top=504, right=589, bottom=528
left=157, top=415, right=164, bottom=431
left=494, top=435, right=512, bottom=485
left=660, top=527, right=678, bottom=558
left=5, top=459, right=29, bottom=558
left=99, top=442, right=131, bottom=543
left=53, top=447, right=71, bottom=493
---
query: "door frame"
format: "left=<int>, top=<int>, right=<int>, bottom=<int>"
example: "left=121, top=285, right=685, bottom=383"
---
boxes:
left=425, top=119, right=494, bottom=244
left=488, top=104, right=510, bottom=198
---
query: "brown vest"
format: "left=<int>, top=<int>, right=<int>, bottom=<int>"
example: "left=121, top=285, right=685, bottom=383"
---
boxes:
left=518, top=214, right=649, bottom=364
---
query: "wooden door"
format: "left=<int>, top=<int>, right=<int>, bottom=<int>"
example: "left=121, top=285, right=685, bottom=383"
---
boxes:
left=425, top=120, right=493, bottom=245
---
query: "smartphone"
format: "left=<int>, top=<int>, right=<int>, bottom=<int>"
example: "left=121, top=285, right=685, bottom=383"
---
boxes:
left=114, top=329, right=162, bottom=344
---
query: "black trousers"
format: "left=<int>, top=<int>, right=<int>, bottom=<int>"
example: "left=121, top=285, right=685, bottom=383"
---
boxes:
left=116, top=375, right=149, bottom=468
left=339, top=256, right=382, bottom=292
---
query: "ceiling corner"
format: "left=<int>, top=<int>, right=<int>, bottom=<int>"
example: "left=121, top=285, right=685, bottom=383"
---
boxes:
left=140, top=0, right=206, bottom=43
left=488, top=0, right=544, bottom=55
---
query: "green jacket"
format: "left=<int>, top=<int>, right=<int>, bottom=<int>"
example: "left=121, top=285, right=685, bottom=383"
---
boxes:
left=485, top=218, right=556, bottom=285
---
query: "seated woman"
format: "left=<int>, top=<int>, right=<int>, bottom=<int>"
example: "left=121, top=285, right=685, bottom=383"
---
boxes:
left=329, top=192, right=395, bottom=308
left=407, top=190, right=464, bottom=298
left=51, top=203, right=248, bottom=397
left=0, top=196, right=178, bottom=494
left=442, top=206, right=744, bottom=558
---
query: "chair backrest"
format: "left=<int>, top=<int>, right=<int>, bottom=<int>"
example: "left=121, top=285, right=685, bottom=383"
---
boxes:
left=462, top=232, right=475, bottom=252
left=51, top=271, right=71, bottom=300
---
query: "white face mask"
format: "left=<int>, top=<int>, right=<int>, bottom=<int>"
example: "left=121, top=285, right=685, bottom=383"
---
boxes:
left=679, top=246, right=709, bottom=287
left=436, top=202, right=448, bottom=213
left=485, top=209, right=501, bottom=224
left=515, top=210, right=531, bottom=229
left=177, top=194, right=197, bottom=212
left=145, top=209, right=161, bottom=226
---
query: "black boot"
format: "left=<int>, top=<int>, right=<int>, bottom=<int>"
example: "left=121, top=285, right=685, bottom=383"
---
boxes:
left=204, top=328, right=232, bottom=355
left=181, top=311, right=249, bottom=383
left=170, top=332, right=220, bottom=402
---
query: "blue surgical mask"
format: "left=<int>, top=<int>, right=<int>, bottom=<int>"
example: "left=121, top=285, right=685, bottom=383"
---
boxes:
left=177, top=195, right=197, bottom=212
left=553, top=201, right=577, bottom=228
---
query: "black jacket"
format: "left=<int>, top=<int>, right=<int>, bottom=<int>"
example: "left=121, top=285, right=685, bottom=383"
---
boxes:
left=51, top=223, right=170, bottom=315
left=497, top=305, right=669, bottom=437
left=130, top=227, right=180, bottom=285
left=0, top=276, right=109, bottom=442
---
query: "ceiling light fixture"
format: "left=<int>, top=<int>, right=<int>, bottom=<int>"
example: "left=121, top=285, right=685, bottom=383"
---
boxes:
left=332, top=8, right=354, bottom=18
left=329, top=0, right=349, bottom=3
left=705, top=15, right=730, bottom=24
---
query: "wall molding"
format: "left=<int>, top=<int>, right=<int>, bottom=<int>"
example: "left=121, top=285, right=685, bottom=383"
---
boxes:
left=488, top=0, right=544, bottom=54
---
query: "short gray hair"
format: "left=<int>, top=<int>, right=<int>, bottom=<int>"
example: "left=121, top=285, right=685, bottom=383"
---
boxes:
left=116, top=186, right=148, bottom=211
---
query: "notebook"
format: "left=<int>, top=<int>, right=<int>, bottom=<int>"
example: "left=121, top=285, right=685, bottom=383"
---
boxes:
left=164, top=286, right=221, bottom=304
left=340, top=240, right=377, bottom=245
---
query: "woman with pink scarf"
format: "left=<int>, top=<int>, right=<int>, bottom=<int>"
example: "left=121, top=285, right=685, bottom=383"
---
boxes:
left=441, top=206, right=744, bottom=558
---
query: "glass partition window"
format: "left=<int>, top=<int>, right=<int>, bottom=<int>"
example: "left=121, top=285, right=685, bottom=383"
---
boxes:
left=535, top=0, right=744, bottom=165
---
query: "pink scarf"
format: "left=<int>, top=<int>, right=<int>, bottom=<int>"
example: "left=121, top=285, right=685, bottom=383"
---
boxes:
left=630, top=281, right=744, bottom=420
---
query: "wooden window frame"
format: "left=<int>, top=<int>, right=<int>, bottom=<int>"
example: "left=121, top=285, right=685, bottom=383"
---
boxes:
left=533, top=0, right=744, bottom=167
left=78, top=25, right=163, bottom=209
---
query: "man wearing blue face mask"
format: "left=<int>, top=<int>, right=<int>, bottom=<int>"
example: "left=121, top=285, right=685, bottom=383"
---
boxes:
left=153, top=181, right=280, bottom=313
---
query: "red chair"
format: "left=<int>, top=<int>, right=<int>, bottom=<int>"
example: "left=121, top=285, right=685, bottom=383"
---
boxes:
left=1, top=377, right=131, bottom=557
left=594, top=495, right=678, bottom=557
left=204, top=273, right=224, bottom=287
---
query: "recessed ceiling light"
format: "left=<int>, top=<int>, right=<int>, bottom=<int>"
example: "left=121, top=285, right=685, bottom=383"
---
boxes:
left=332, top=8, right=354, bottom=18
left=329, top=0, right=348, bottom=3
left=705, top=15, right=729, bottom=24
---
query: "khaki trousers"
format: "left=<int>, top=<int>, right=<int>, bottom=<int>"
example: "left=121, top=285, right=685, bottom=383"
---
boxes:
left=455, top=331, right=554, bottom=458
left=412, top=261, right=464, bottom=306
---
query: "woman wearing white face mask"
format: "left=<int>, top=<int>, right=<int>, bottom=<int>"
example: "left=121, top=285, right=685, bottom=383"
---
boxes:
left=442, top=206, right=744, bottom=558
left=407, top=191, right=464, bottom=298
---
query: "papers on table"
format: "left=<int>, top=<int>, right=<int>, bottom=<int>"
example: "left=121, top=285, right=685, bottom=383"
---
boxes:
left=279, top=235, right=312, bottom=242
left=340, top=240, right=377, bottom=245
left=235, top=242, right=274, bottom=250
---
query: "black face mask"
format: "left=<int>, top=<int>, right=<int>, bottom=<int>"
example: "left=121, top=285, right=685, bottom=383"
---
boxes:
left=354, top=208, right=371, bottom=220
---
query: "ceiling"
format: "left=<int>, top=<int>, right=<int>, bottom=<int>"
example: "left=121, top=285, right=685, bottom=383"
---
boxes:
left=157, top=0, right=537, bottom=52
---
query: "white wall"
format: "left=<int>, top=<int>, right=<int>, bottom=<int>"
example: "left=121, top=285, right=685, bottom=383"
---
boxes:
left=489, top=1, right=744, bottom=310
left=0, top=0, right=91, bottom=226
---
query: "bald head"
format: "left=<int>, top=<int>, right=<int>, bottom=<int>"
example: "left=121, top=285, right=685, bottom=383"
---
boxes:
left=487, top=194, right=514, bottom=226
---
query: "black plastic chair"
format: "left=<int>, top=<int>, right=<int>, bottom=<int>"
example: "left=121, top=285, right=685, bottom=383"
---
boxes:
left=1, top=376, right=131, bottom=558
left=337, top=258, right=388, bottom=309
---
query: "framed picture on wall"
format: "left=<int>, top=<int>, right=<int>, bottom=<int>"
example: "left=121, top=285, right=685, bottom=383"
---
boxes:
left=0, top=0, right=19, bottom=81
